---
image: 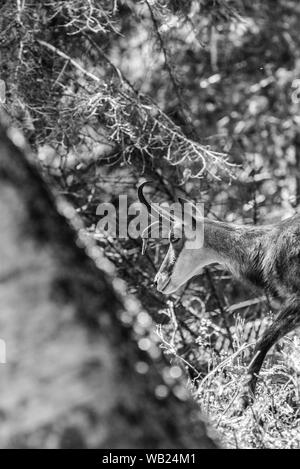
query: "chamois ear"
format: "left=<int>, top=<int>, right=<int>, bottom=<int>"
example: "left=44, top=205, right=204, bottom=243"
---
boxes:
left=177, top=197, right=186, bottom=208
left=177, top=197, right=203, bottom=228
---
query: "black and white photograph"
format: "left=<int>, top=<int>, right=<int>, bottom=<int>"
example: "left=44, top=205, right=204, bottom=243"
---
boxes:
left=0, top=0, right=299, bottom=452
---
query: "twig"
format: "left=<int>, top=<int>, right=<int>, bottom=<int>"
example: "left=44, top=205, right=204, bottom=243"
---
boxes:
left=145, top=0, right=191, bottom=129
left=197, top=342, right=255, bottom=394
left=82, top=33, right=136, bottom=92
left=37, top=39, right=101, bottom=83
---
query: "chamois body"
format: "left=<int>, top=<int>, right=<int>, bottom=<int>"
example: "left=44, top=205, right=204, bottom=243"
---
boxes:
left=204, top=215, right=300, bottom=300
left=210, top=214, right=300, bottom=402
left=179, top=215, right=300, bottom=402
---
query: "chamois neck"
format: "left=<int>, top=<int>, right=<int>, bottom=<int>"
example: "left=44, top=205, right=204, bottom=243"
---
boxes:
left=203, top=218, right=267, bottom=280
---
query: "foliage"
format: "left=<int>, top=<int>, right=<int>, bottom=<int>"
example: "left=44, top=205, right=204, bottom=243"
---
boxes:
left=1, top=0, right=300, bottom=448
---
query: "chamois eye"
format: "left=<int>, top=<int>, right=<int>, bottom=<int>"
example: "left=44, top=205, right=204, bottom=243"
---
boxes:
left=169, top=232, right=180, bottom=244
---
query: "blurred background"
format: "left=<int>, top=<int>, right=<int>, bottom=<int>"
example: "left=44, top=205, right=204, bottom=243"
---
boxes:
left=1, top=0, right=300, bottom=448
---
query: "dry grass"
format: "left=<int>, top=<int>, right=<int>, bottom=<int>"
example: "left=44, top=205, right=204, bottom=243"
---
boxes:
left=157, top=304, right=300, bottom=449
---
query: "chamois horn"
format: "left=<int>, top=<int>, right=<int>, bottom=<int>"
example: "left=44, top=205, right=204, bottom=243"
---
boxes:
left=137, top=181, right=153, bottom=213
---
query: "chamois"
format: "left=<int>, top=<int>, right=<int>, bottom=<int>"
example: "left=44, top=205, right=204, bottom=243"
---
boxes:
left=138, top=181, right=300, bottom=405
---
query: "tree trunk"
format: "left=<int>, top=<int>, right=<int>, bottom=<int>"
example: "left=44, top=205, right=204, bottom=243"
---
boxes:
left=0, top=121, right=218, bottom=449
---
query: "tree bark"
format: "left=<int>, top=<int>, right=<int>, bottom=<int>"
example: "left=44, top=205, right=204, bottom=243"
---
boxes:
left=0, top=121, right=218, bottom=449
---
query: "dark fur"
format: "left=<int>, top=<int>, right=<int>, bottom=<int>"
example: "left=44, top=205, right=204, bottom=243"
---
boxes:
left=205, top=215, right=300, bottom=403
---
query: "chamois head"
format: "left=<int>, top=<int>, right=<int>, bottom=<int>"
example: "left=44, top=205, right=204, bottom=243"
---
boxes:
left=138, top=182, right=218, bottom=295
